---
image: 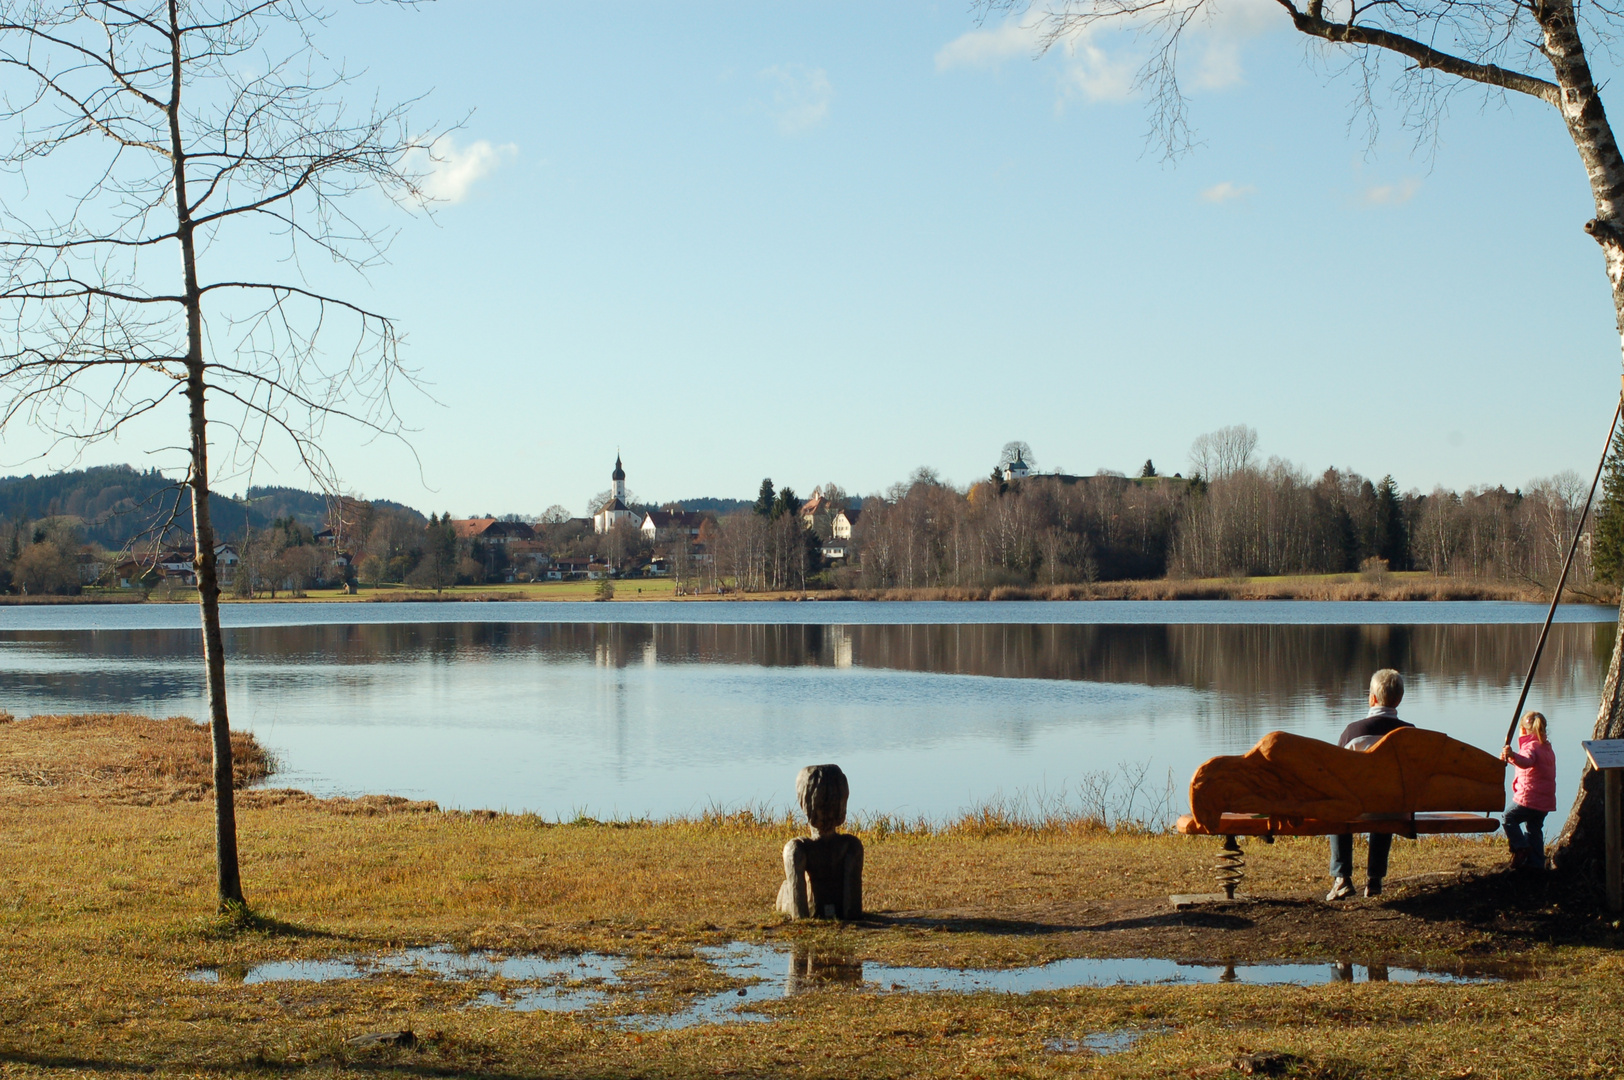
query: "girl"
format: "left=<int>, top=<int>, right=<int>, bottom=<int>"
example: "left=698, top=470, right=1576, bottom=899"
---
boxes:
left=1500, top=712, right=1557, bottom=870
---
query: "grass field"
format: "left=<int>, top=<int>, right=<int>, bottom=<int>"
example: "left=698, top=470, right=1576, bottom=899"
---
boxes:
left=3, top=713, right=1623, bottom=1078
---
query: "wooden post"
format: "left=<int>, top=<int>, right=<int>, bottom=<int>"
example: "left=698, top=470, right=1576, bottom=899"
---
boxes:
left=1608, top=769, right=1622, bottom=915
left=1582, top=741, right=1624, bottom=914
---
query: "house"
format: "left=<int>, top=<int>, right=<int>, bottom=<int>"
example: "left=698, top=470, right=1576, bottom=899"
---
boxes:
left=144, top=543, right=241, bottom=586
left=1003, top=449, right=1033, bottom=482
left=156, top=547, right=196, bottom=583
left=77, top=550, right=109, bottom=584
left=215, top=544, right=240, bottom=586
left=592, top=454, right=638, bottom=534
left=548, top=556, right=593, bottom=580
left=506, top=540, right=551, bottom=575
left=111, top=556, right=155, bottom=589
left=640, top=509, right=706, bottom=542
left=821, top=540, right=851, bottom=562
left=831, top=508, right=861, bottom=539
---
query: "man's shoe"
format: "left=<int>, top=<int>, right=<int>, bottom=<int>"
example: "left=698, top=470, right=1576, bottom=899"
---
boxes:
left=1326, top=877, right=1354, bottom=901
left=1508, top=848, right=1528, bottom=870
left=1364, top=878, right=1383, bottom=898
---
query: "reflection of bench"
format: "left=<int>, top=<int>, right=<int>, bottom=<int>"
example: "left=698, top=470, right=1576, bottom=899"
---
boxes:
left=1175, top=729, right=1505, bottom=900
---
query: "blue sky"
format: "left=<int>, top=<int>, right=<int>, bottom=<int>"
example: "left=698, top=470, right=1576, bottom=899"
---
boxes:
left=2, top=1, right=1617, bottom=516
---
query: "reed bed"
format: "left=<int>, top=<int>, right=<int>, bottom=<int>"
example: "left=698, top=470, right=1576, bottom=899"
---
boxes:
left=812, top=574, right=1587, bottom=604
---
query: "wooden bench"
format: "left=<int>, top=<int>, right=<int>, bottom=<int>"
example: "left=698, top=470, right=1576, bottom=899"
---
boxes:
left=1174, top=728, right=1505, bottom=900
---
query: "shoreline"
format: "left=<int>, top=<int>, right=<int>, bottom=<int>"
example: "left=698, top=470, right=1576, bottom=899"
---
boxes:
left=2, top=572, right=1614, bottom=606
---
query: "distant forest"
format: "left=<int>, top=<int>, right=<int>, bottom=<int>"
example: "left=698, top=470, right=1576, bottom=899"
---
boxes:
left=0, top=466, right=422, bottom=549
left=2, top=426, right=1620, bottom=599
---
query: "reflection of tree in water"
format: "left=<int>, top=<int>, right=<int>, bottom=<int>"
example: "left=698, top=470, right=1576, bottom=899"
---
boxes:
left=2, top=620, right=1611, bottom=712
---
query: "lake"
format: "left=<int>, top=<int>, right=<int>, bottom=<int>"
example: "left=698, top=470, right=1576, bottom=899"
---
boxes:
left=0, top=600, right=1614, bottom=819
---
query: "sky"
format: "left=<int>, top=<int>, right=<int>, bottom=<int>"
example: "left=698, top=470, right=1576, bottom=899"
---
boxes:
left=1, top=1, right=1619, bottom=517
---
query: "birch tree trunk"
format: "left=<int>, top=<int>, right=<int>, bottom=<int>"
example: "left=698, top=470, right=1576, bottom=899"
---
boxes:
left=1538, top=0, right=1624, bottom=875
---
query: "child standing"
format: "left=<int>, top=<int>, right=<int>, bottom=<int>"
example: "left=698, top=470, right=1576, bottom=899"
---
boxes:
left=1500, top=711, right=1557, bottom=870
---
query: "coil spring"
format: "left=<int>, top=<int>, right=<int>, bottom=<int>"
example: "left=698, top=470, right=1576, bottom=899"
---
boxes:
left=1215, top=835, right=1245, bottom=899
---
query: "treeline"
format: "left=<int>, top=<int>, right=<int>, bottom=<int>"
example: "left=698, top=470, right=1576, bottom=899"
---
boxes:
left=702, top=429, right=1605, bottom=593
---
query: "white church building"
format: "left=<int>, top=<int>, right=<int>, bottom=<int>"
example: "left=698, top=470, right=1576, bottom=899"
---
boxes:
left=592, top=454, right=637, bottom=534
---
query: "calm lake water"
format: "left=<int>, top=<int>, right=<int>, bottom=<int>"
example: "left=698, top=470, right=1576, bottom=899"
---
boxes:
left=0, top=600, right=1614, bottom=819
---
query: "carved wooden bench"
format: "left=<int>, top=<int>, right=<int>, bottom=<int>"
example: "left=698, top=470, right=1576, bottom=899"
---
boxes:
left=1174, top=728, right=1505, bottom=899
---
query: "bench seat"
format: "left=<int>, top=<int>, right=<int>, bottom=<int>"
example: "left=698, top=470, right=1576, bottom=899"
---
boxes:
left=1177, top=810, right=1501, bottom=838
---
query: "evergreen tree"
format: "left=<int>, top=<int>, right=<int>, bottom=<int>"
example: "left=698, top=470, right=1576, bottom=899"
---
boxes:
left=771, top=486, right=802, bottom=521
left=753, top=479, right=775, bottom=517
left=1374, top=475, right=1410, bottom=570
left=1592, top=426, right=1624, bottom=583
left=1140, top=459, right=1157, bottom=478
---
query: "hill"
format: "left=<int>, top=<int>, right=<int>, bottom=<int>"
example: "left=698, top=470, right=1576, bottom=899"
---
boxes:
left=0, top=466, right=424, bottom=549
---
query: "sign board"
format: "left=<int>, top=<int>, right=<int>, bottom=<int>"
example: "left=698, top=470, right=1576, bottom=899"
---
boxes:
left=1583, top=740, right=1624, bottom=770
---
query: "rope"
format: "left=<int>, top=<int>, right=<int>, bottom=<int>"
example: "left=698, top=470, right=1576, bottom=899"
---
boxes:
left=1504, top=381, right=1624, bottom=750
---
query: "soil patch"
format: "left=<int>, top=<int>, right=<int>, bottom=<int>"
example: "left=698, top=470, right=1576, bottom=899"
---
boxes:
left=869, top=866, right=1616, bottom=971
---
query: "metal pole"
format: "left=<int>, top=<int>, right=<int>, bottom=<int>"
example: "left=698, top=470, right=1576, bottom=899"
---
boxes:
left=1505, top=386, right=1624, bottom=750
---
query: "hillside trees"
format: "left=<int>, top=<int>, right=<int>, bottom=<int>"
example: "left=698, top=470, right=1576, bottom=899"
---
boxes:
left=0, top=1, right=430, bottom=909
left=997, top=0, right=1624, bottom=876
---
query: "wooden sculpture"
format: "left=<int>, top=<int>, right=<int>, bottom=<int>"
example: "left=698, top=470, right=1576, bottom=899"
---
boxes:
left=1176, top=728, right=1505, bottom=899
left=776, top=764, right=863, bottom=920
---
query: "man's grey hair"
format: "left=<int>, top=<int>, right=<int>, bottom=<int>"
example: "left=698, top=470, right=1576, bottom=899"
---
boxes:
left=1370, top=668, right=1404, bottom=707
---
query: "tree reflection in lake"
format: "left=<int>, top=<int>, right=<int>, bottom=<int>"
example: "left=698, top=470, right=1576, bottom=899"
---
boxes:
left=0, top=620, right=1610, bottom=818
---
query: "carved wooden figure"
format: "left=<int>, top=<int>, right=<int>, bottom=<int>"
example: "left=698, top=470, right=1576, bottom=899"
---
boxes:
left=776, top=764, right=863, bottom=920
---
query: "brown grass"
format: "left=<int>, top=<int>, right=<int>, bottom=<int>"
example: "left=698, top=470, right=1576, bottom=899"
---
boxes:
left=807, top=573, right=1614, bottom=603
left=0, top=712, right=271, bottom=802
left=2, top=714, right=1622, bottom=1079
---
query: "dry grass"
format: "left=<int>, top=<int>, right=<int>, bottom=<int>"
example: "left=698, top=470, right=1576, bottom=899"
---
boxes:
left=3, top=714, right=1622, bottom=1079
left=10, top=572, right=1605, bottom=608
left=812, top=573, right=1595, bottom=604
left=0, top=712, right=271, bottom=803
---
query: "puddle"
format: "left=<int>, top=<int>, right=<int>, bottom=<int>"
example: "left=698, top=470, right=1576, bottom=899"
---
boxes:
left=188, top=943, right=1510, bottom=1029
left=1045, top=1028, right=1168, bottom=1056
left=186, top=944, right=623, bottom=1011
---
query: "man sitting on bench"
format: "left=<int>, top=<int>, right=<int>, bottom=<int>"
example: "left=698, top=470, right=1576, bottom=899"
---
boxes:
left=1327, top=668, right=1413, bottom=901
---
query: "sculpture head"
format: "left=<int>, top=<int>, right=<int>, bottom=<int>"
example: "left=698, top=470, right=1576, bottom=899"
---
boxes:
left=795, top=764, right=849, bottom=836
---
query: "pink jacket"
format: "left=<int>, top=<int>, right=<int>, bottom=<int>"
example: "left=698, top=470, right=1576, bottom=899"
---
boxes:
left=1507, top=734, right=1557, bottom=813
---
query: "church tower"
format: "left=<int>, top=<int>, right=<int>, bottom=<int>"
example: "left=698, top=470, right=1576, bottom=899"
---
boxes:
left=594, top=452, right=634, bottom=534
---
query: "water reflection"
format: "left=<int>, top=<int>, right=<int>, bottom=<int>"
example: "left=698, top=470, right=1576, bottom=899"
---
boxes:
left=0, top=621, right=1608, bottom=817
left=2, top=620, right=1608, bottom=698
left=785, top=946, right=864, bottom=996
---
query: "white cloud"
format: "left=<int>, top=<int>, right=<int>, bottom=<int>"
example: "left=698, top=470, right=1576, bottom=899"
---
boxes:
left=935, top=21, right=1043, bottom=71
left=1201, top=180, right=1256, bottom=203
left=413, top=136, right=517, bottom=204
left=938, top=0, right=1282, bottom=105
left=1056, top=42, right=1136, bottom=102
left=760, top=65, right=833, bottom=135
left=1190, top=41, right=1245, bottom=90
left=1362, top=177, right=1421, bottom=205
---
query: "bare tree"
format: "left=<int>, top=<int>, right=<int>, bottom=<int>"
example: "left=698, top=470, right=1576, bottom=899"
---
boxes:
left=995, top=0, right=1624, bottom=876
left=999, top=440, right=1035, bottom=469
left=0, top=1, right=431, bottom=910
left=1188, top=424, right=1258, bottom=482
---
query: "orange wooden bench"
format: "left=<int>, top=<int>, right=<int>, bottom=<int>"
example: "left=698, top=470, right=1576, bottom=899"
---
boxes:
left=1174, top=728, right=1505, bottom=899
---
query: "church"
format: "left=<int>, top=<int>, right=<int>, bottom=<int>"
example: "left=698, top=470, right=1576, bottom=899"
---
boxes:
left=592, top=454, right=636, bottom=534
